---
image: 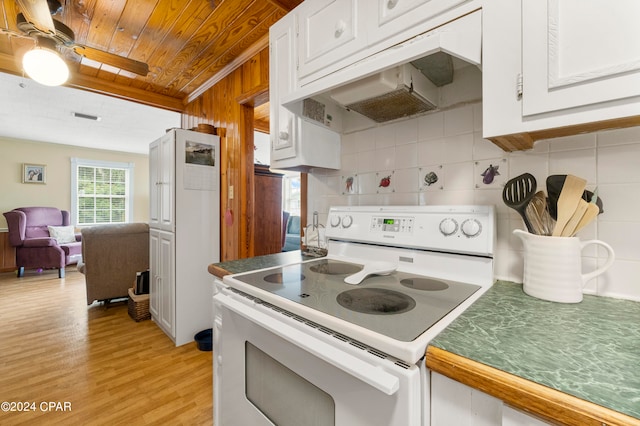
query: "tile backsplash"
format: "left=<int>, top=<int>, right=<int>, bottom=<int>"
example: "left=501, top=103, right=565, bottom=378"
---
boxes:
left=307, top=102, right=640, bottom=301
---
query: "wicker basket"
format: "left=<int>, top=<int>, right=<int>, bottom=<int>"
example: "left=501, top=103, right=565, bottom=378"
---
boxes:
left=128, top=287, right=151, bottom=322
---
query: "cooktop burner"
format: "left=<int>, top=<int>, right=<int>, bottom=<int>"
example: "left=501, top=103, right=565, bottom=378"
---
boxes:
left=337, top=288, right=416, bottom=315
left=228, top=258, right=481, bottom=342
left=309, top=261, right=361, bottom=275
left=400, top=278, right=449, bottom=291
left=263, top=272, right=306, bottom=284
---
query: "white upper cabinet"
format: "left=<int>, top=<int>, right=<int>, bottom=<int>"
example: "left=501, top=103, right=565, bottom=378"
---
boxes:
left=483, top=0, right=640, bottom=151
left=297, top=0, right=365, bottom=83
left=270, top=14, right=298, bottom=162
left=295, top=0, right=478, bottom=89
left=522, top=0, right=640, bottom=116
left=270, top=10, right=342, bottom=171
left=371, top=0, right=471, bottom=46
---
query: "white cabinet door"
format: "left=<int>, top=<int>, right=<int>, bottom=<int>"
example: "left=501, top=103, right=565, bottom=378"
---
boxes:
left=149, top=229, right=160, bottom=319
left=297, top=0, right=366, bottom=82
left=503, top=405, right=553, bottom=426
left=148, top=139, right=160, bottom=228
left=522, top=0, right=640, bottom=116
left=149, top=228, right=175, bottom=340
left=158, top=230, right=175, bottom=338
left=431, top=372, right=554, bottom=426
left=483, top=0, right=640, bottom=149
left=148, top=133, right=175, bottom=231
left=270, top=14, right=298, bottom=162
left=431, top=372, right=502, bottom=426
left=158, top=133, right=175, bottom=231
left=371, top=0, right=471, bottom=46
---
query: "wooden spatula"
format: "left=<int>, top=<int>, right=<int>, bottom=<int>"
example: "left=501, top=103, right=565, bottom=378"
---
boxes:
left=571, top=202, right=600, bottom=236
left=552, top=175, right=587, bottom=236
left=561, top=198, right=588, bottom=237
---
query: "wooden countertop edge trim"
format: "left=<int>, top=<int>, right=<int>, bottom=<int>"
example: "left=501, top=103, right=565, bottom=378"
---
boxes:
left=208, top=264, right=230, bottom=279
left=426, top=346, right=640, bottom=426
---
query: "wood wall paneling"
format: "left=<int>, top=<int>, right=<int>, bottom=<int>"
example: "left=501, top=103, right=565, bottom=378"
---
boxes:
left=1, top=231, right=16, bottom=272
left=183, top=47, right=269, bottom=261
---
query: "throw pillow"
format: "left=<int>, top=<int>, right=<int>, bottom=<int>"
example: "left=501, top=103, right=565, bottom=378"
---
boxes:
left=48, top=225, right=76, bottom=244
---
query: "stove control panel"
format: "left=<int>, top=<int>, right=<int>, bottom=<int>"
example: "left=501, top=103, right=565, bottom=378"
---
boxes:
left=326, top=205, right=496, bottom=256
left=370, top=216, right=414, bottom=233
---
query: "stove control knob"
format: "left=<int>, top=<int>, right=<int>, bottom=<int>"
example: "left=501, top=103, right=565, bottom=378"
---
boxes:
left=330, top=215, right=341, bottom=228
left=342, top=215, right=353, bottom=228
left=439, top=218, right=458, bottom=236
left=461, top=219, right=482, bottom=237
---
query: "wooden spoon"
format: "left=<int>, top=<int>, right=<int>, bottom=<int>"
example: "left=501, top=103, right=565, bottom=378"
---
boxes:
left=561, top=198, right=589, bottom=237
left=571, top=202, right=600, bottom=236
left=552, top=175, right=587, bottom=236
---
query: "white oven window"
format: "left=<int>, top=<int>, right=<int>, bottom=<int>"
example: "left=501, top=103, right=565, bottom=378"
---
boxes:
left=246, top=341, right=335, bottom=426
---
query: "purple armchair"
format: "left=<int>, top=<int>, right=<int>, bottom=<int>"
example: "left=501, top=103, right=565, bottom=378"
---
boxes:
left=3, top=207, right=82, bottom=278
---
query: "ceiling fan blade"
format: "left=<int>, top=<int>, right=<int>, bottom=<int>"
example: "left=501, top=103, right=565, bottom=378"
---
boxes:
left=72, top=45, right=150, bottom=76
left=16, top=0, right=56, bottom=34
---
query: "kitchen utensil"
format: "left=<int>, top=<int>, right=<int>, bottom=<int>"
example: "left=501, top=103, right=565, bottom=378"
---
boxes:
left=525, top=191, right=554, bottom=235
left=561, top=198, right=589, bottom=237
left=502, top=173, right=537, bottom=233
left=344, top=261, right=398, bottom=285
left=571, top=202, right=600, bottom=236
left=552, top=175, right=587, bottom=236
left=536, top=192, right=556, bottom=235
left=524, top=191, right=544, bottom=235
left=546, top=175, right=604, bottom=219
left=513, top=229, right=615, bottom=303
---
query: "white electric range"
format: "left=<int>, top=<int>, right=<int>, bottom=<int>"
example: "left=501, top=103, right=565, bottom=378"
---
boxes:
left=213, top=205, right=496, bottom=426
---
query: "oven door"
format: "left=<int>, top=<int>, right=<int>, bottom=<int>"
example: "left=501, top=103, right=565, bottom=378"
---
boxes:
left=214, top=291, right=422, bottom=426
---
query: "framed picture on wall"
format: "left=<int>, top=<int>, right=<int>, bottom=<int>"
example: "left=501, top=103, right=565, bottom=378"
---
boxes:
left=22, top=164, right=46, bottom=184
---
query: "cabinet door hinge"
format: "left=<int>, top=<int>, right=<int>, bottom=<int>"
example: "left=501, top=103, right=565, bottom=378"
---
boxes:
left=516, top=73, right=523, bottom=100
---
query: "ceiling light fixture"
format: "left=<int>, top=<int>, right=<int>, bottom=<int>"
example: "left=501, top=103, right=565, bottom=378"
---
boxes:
left=22, top=37, right=69, bottom=86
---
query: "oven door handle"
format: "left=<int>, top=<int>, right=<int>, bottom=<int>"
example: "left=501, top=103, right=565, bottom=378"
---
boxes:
left=216, top=293, right=400, bottom=396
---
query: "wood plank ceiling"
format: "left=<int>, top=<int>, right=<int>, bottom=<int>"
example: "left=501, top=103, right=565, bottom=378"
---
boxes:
left=0, top=0, right=303, bottom=112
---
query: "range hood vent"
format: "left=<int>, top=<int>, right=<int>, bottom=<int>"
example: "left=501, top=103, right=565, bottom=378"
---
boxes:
left=329, top=63, right=439, bottom=123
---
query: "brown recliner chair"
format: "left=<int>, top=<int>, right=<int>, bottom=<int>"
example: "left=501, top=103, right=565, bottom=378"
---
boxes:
left=78, top=223, right=149, bottom=305
left=3, top=207, right=82, bottom=278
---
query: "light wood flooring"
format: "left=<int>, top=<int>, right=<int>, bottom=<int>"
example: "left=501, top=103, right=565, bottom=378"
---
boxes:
left=0, top=269, right=213, bottom=425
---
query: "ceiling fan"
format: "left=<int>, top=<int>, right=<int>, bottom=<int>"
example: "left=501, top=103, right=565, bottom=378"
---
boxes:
left=6, top=0, right=149, bottom=84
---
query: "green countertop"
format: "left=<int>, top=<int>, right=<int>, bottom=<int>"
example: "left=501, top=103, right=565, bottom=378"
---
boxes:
left=208, top=250, right=315, bottom=278
left=430, top=281, right=640, bottom=420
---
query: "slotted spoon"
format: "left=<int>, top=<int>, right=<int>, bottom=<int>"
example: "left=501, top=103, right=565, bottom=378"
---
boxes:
left=502, top=173, right=537, bottom=233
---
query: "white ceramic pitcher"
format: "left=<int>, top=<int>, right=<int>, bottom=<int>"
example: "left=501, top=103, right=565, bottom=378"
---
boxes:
left=513, top=229, right=615, bottom=303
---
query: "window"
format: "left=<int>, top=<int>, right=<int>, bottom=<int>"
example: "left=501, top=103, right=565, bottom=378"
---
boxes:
left=282, top=173, right=301, bottom=217
left=71, top=158, right=134, bottom=225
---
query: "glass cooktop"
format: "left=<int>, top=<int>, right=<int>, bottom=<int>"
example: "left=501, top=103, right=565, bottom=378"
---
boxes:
left=228, top=259, right=481, bottom=342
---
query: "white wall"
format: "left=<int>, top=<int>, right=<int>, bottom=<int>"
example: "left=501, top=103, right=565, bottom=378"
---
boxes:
left=0, top=136, right=150, bottom=229
left=307, top=101, right=640, bottom=301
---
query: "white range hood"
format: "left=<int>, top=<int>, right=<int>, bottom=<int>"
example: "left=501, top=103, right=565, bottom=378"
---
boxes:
left=273, top=10, right=482, bottom=171
left=329, top=63, right=440, bottom=123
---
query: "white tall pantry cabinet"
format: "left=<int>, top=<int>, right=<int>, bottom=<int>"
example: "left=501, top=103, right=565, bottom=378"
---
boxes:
left=149, top=129, right=220, bottom=346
